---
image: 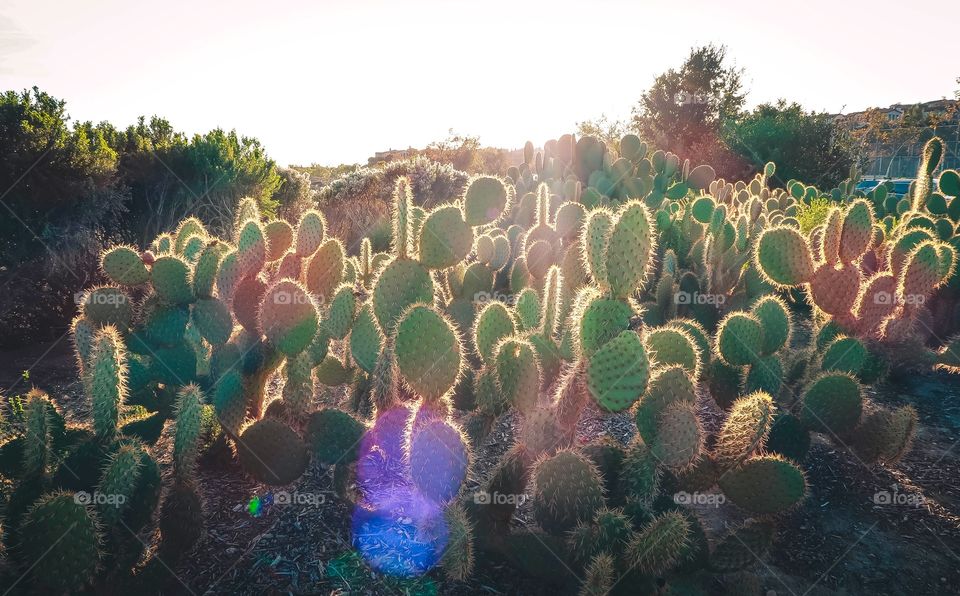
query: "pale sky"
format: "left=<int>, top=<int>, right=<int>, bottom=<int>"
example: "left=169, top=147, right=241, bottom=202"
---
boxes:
left=1, top=0, right=957, bottom=166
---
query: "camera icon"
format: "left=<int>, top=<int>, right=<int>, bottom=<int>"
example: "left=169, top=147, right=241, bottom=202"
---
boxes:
left=474, top=491, right=491, bottom=505
left=74, top=491, right=91, bottom=505
left=873, top=291, right=892, bottom=305
left=274, top=490, right=291, bottom=505
left=274, top=291, right=292, bottom=305
left=674, top=291, right=692, bottom=305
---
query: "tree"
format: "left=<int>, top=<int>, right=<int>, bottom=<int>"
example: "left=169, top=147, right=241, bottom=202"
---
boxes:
left=576, top=115, right=628, bottom=152
left=631, top=44, right=746, bottom=161
left=722, top=100, right=861, bottom=189
left=423, top=129, right=482, bottom=172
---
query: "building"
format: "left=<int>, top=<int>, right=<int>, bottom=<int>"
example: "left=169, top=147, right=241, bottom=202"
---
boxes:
left=833, top=100, right=960, bottom=178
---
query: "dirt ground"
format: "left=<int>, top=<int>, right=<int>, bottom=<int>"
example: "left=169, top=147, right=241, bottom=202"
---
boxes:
left=2, top=339, right=959, bottom=596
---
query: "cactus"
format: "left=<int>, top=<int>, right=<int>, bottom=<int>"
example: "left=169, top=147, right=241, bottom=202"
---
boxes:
left=531, top=449, right=605, bottom=535
left=237, top=418, right=309, bottom=485
left=718, top=455, right=806, bottom=514
left=800, top=373, right=863, bottom=435
left=714, top=392, right=775, bottom=470
left=627, top=511, right=690, bottom=576
left=307, top=408, right=366, bottom=465
left=88, top=326, right=127, bottom=441
left=21, top=492, right=101, bottom=592
left=586, top=330, right=650, bottom=412
left=395, top=305, right=462, bottom=401
left=101, top=245, right=150, bottom=286
left=419, top=204, right=474, bottom=269
left=439, top=504, right=475, bottom=581
left=408, top=418, right=469, bottom=504
left=494, top=337, right=540, bottom=413
left=173, top=384, right=204, bottom=479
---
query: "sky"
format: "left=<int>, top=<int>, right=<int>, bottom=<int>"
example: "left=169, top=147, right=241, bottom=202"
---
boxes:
left=1, top=0, right=957, bottom=166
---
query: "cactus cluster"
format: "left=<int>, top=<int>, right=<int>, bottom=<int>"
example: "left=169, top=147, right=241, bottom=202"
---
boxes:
left=10, top=129, right=955, bottom=594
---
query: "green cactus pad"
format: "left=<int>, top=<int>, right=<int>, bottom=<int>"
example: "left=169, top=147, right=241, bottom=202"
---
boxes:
left=718, top=455, right=806, bottom=515
left=627, top=511, right=690, bottom=576
left=514, top=288, right=541, bottom=331
left=765, top=413, right=811, bottom=462
left=396, top=305, right=462, bottom=400
left=743, top=354, right=783, bottom=396
left=102, top=245, right=150, bottom=286
left=494, top=338, right=540, bottom=413
left=237, top=418, right=309, bottom=485
left=714, top=392, right=775, bottom=470
left=306, top=408, right=366, bottom=465
left=474, top=302, right=516, bottom=363
left=325, top=284, right=357, bottom=340
left=532, top=449, right=605, bottom=535
left=635, top=365, right=696, bottom=443
left=754, top=226, right=814, bottom=286
left=750, top=295, right=791, bottom=355
left=419, top=205, right=474, bottom=269
left=821, top=336, right=867, bottom=375
left=349, top=304, right=383, bottom=374
left=372, top=258, right=435, bottom=333
left=173, top=384, right=204, bottom=478
left=264, top=219, right=294, bottom=261
left=88, top=327, right=127, bottom=441
left=158, top=482, right=204, bottom=558
left=304, top=238, right=345, bottom=301
left=463, top=176, right=508, bottom=226
left=440, top=504, right=475, bottom=581
left=295, top=209, right=327, bottom=256
left=192, top=298, right=233, bottom=345
left=577, top=293, right=633, bottom=357
left=606, top=202, right=654, bottom=300
left=644, top=326, right=700, bottom=379
left=651, top=401, right=702, bottom=471
left=716, top=312, right=763, bottom=367
left=259, top=279, right=319, bottom=356
left=152, top=255, right=195, bottom=305
left=22, top=492, right=101, bottom=592
left=851, top=405, right=917, bottom=464
left=80, top=285, right=134, bottom=329
left=800, top=373, right=863, bottom=435
left=709, top=521, right=775, bottom=572
left=587, top=330, right=650, bottom=412
left=618, top=438, right=661, bottom=506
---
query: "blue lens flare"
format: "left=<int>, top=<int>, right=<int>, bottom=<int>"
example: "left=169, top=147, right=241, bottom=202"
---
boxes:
left=352, top=405, right=450, bottom=577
